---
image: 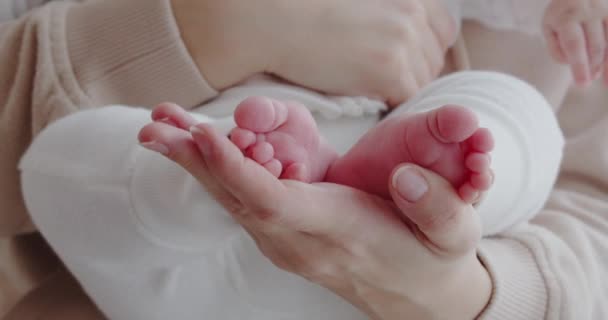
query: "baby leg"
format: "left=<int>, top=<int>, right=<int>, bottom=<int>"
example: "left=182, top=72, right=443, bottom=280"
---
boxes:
left=389, top=71, right=565, bottom=235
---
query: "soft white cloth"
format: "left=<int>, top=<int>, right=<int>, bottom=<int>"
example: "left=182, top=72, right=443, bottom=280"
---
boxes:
left=19, top=71, right=564, bottom=320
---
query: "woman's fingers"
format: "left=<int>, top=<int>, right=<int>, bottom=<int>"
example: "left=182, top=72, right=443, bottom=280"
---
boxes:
left=141, top=118, right=299, bottom=233
left=388, top=164, right=481, bottom=258
left=138, top=121, right=242, bottom=208
left=151, top=102, right=200, bottom=129
left=139, top=121, right=209, bottom=176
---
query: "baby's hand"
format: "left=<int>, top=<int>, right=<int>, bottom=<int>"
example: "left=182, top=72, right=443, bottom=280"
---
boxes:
left=543, top=0, right=608, bottom=86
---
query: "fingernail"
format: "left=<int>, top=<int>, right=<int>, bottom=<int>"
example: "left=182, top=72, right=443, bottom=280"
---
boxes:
left=392, top=166, right=428, bottom=203
left=158, top=117, right=177, bottom=127
left=190, top=125, right=211, bottom=155
left=140, top=141, right=169, bottom=155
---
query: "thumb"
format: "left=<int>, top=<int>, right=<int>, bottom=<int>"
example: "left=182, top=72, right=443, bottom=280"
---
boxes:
left=388, top=164, right=481, bottom=257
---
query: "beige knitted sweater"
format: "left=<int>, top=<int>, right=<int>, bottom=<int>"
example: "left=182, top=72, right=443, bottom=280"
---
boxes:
left=0, top=0, right=606, bottom=319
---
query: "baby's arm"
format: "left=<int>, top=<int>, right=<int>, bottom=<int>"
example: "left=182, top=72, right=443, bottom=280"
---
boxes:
left=543, top=0, right=608, bottom=86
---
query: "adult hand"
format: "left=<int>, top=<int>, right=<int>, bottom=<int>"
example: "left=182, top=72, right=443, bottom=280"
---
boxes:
left=138, top=102, right=491, bottom=320
left=171, top=0, right=456, bottom=106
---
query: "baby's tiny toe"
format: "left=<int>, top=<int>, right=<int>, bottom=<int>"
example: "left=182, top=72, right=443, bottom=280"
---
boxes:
left=468, top=128, right=494, bottom=153
left=230, top=128, right=257, bottom=150
left=282, top=163, right=309, bottom=182
left=263, top=159, right=283, bottom=178
left=250, top=141, right=275, bottom=164
left=470, top=172, right=493, bottom=191
left=431, top=105, right=479, bottom=143
left=465, top=152, right=491, bottom=173
left=235, top=97, right=289, bottom=133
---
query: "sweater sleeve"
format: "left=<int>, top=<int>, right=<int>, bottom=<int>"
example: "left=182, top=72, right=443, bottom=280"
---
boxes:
left=0, top=0, right=217, bottom=236
left=477, top=184, right=608, bottom=319
left=476, top=84, right=608, bottom=319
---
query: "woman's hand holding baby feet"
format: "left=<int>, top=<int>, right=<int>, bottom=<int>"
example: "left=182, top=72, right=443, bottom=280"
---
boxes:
left=138, top=102, right=492, bottom=320
left=543, top=0, right=608, bottom=86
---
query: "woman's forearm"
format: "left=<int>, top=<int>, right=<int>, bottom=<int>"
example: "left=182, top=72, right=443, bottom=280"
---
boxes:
left=4, top=269, right=104, bottom=320
left=477, top=181, right=608, bottom=319
left=0, top=0, right=216, bottom=237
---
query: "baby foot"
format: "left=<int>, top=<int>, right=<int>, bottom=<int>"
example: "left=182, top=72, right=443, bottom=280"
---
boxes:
left=229, top=97, right=338, bottom=182
left=325, top=105, right=494, bottom=203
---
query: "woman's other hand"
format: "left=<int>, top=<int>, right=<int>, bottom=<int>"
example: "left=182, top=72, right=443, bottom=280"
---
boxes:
left=171, top=0, right=456, bottom=106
